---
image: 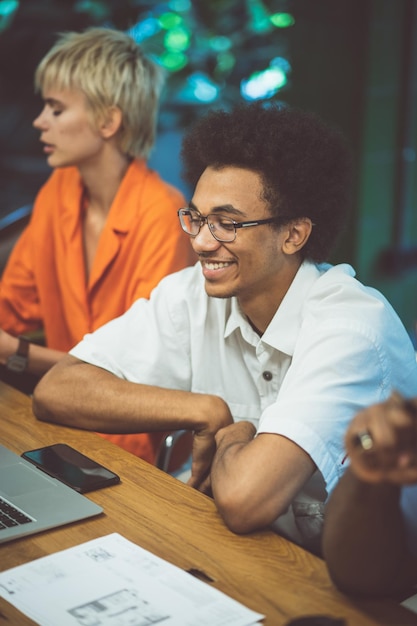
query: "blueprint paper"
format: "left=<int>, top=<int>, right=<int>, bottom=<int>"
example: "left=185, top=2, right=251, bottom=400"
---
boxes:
left=0, top=533, right=264, bottom=626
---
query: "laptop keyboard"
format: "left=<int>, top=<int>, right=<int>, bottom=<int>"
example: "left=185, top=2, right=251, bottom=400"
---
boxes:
left=0, top=496, right=33, bottom=529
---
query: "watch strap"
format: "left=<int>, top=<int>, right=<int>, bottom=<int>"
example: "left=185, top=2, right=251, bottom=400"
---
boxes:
left=17, top=336, right=30, bottom=358
left=6, top=336, right=30, bottom=373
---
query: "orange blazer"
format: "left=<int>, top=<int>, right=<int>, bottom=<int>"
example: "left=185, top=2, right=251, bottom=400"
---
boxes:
left=0, top=159, right=194, bottom=463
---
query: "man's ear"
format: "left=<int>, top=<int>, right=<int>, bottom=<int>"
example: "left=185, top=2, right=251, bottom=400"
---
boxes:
left=281, top=218, right=314, bottom=255
left=99, top=106, right=123, bottom=139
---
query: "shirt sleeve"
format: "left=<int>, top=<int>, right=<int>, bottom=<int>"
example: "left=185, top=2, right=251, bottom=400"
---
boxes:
left=70, top=269, right=194, bottom=390
left=257, top=316, right=397, bottom=495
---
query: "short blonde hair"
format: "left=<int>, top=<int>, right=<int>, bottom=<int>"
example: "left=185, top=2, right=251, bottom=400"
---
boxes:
left=34, top=27, right=165, bottom=158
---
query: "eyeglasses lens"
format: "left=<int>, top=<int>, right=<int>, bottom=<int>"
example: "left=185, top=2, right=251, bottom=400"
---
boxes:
left=180, top=211, right=200, bottom=235
left=180, top=210, right=236, bottom=242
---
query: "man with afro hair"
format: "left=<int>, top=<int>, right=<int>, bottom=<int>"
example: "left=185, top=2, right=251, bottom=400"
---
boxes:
left=33, top=102, right=417, bottom=554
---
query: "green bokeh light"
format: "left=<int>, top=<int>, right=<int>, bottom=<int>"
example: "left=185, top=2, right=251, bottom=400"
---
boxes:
left=270, top=12, right=295, bottom=28
left=168, top=0, right=191, bottom=13
left=215, top=51, right=235, bottom=74
left=0, top=0, right=18, bottom=14
left=160, top=50, right=189, bottom=72
left=164, top=26, right=190, bottom=52
left=74, top=0, right=109, bottom=20
left=209, top=35, right=231, bottom=52
left=0, top=0, right=19, bottom=32
left=241, top=66, right=287, bottom=100
left=158, top=11, right=183, bottom=30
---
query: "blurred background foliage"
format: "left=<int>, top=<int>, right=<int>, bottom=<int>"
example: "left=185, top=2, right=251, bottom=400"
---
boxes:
left=0, top=0, right=297, bottom=212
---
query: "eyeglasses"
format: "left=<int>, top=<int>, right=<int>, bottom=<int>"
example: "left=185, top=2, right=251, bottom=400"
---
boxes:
left=177, top=208, right=291, bottom=243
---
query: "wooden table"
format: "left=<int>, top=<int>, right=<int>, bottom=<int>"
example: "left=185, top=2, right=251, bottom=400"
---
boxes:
left=1, top=380, right=416, bottom=626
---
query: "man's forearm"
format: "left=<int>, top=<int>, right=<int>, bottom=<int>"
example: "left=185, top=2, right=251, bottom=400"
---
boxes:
left=32, top=354, right=231, bottom=434
left=211, top=424, right=260, bottom=533
left=323, top=468, right=411, bottom=596
left=211, top=425, right=315, bottom=535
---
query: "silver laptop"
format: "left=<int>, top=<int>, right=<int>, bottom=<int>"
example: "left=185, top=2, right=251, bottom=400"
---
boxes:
left=0, top=443, right=103, bottom=544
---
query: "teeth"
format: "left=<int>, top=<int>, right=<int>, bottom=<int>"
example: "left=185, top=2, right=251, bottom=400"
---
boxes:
left=205, top=262, right=230, bottom=270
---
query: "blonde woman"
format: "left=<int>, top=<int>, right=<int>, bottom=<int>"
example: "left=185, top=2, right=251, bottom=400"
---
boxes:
left=0, top=28, right=194, bottom=463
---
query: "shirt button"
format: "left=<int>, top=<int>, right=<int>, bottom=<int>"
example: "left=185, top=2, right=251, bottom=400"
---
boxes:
left=262, top=371, right=273, bottom=381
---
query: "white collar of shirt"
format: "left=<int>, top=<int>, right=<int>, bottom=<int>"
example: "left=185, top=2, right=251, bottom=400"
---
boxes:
left=224, top=260, right=352, bottom=356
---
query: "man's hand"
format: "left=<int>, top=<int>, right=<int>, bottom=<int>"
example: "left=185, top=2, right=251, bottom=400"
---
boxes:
left=345, top=392, right=417, bottom=484
left=215, top=420, right=257, bottom=452
left=189, top=421, right=256, bottom=495
left=187, top=397, right=234, bottom=491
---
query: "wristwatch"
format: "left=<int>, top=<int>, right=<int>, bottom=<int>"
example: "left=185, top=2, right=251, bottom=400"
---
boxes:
left=6, top=336, right=30, bottom=373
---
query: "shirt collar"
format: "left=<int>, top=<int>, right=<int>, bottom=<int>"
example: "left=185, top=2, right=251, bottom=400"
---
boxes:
left=263, top=260, right=330, bottom=355
left=224, top=299, right=259, bottom=344
left=224, top=260, right=332, bottom=354
left=106, top=159, right=148, bottom=234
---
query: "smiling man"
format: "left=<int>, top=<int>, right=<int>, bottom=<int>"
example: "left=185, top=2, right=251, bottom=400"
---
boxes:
left=33, top=103, right=417, bottom=553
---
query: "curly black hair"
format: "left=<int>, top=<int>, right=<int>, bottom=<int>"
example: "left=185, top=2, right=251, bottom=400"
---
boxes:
left=180, top=102, right=353, bottom=261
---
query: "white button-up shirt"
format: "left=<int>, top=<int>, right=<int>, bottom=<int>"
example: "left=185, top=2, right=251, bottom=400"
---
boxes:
left=71, top=260, right=417, bottom=550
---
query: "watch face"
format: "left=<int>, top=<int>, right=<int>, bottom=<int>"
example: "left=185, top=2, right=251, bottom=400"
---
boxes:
left=6, top=355, right=28, bottom=373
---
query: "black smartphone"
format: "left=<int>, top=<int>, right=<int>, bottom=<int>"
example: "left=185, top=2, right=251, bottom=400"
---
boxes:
left=21, top=443, right=120, bottom=493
